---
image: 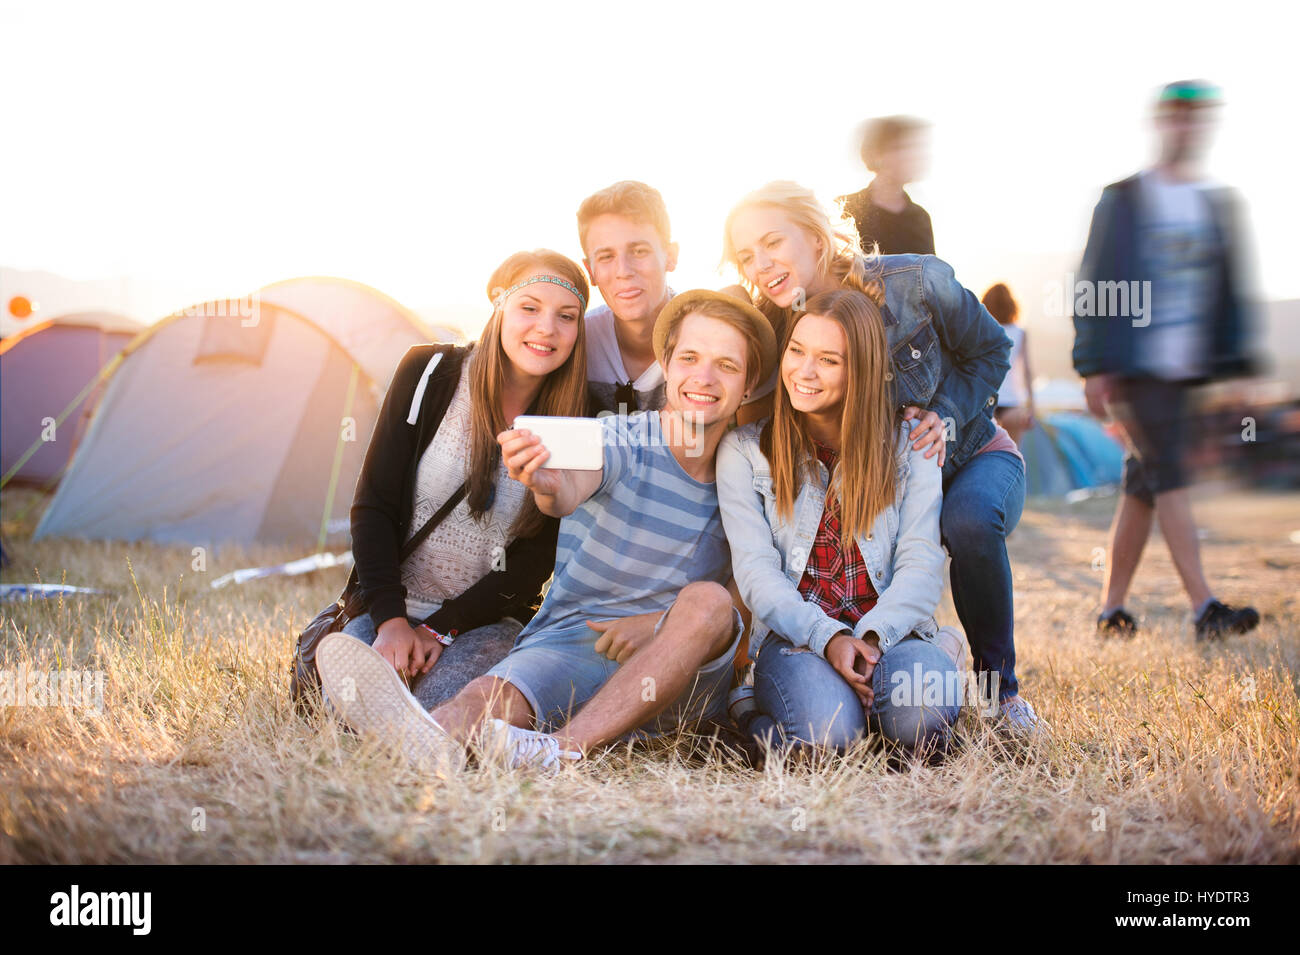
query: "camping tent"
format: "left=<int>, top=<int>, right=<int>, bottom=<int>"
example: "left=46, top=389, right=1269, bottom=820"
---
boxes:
left=256, top=276, right=441, bottom=386
left=1020, top=412, right=1125, bottom=497
left=1, top=312, right=144, bottom=486
left=34, top=283, right=430, bottom=548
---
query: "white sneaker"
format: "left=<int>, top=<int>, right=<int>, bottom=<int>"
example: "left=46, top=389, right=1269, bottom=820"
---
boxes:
left=483, top=718, right=581, bottom=772
left=316, top=632, right=465, bottom=775
left=998, top=695, right=1048, bottom=737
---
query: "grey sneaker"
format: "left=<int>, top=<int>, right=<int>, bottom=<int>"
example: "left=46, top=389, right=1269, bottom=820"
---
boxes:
left=483, top=718, right=581, bottom=772
left=316, top=632, right=465, bottom=775
left=998, top=695, right=1047, bottom=736
left=727, top=684, right=758, bottom=726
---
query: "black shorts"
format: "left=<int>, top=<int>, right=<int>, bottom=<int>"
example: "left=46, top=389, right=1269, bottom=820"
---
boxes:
left=1110, top=376, right=1192, bottom=504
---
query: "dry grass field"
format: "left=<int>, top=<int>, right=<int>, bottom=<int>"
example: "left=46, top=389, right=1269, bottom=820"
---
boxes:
left=2, top=483, right=1297, bottom=864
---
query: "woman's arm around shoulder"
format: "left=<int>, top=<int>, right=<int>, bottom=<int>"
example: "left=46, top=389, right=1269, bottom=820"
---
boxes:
left=918, top=256, right=1010, bottom=429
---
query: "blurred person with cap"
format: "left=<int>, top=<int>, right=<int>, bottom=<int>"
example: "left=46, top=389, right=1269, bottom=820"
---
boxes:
left=1072, top=79, right=1260, bottom=642
left=839, top=116, right=936, bottom=256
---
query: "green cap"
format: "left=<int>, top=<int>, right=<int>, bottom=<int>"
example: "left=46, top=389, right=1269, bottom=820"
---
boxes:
left=1158, top=79, right=1222, bottom=105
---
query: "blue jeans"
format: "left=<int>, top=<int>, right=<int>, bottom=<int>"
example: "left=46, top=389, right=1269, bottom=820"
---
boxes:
left=340, top=613, right=522, bottom=711
left=941, top=449, right=1024, bottom=701
left=747, top=633, right=960, bottom=754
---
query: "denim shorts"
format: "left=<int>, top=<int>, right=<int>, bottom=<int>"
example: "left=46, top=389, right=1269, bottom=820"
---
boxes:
left=1112, top=376, right=1192, bottom=503
left=485, top=604, right=745, bottom=739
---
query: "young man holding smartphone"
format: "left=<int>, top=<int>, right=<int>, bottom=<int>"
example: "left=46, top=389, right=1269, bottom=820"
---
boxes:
left=316, top=290, right=775, bottom=770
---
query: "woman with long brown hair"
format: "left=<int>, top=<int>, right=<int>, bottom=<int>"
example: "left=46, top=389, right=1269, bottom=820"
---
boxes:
left=717, top=288, right=963, bottom=755
left=341, top=249, right=589, bottom=708
left=982, top=282, right=1036, bottom=447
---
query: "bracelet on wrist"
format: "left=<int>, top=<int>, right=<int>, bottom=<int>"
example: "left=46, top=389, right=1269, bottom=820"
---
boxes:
left=418, top=624, right=456, bottom=647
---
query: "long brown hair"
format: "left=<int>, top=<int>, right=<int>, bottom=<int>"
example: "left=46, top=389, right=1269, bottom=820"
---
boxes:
left=761, top=289, right=899, bottom=548
left=468, top=249, right=590, bottom=538
left=722, top=180, right=888, bottom=342
left=981, top=282, right=1019, bottom=325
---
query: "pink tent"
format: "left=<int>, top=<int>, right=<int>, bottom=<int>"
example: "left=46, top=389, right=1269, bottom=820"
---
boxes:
left=1, top=312, right=143, bottom=486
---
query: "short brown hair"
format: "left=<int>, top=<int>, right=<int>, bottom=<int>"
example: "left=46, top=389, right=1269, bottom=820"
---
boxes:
left=660, top=299, right=766, bottom=395
left=859, top=115, right=928, bottom=171
left=576, top=180, right=672, bottom=254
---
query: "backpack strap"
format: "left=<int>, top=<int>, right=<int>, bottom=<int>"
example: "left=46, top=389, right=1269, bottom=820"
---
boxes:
left=406, top=351, right=446, bottom=425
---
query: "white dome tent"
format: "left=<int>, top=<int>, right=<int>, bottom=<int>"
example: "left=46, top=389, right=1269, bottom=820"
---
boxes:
left=34, top=281, right=434, bottom=548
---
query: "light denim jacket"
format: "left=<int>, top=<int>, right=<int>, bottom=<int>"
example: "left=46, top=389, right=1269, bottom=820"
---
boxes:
left=716, top=419, right=945, bottom=663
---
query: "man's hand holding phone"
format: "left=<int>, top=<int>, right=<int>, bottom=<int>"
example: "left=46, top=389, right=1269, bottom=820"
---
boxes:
left=498, top=416, right=605, bottom=518
left=498, top=428, right=565, bottom=498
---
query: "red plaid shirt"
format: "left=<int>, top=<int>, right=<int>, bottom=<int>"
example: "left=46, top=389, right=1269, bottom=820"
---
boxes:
left=796, top=441, right=879, bottom=626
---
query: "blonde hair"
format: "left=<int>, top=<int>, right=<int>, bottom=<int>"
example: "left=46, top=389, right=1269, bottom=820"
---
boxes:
left=577, top=180, right=673, bottom=253
left=472, top=250, right=590, bottom=538
left=722, top=180, right=887, bottom=342
left=761, top=288, right=899, bottom=548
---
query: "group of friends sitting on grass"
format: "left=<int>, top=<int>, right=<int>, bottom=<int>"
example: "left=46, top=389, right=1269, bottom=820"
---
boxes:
left=306, top=176, right=1052, bottom=772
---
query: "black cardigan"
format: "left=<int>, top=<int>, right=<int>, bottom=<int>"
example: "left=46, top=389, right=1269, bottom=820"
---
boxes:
left=349, top=343, right=560, bottom=633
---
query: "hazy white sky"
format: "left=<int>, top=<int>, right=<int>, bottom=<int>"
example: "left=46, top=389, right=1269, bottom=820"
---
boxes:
left=3, top=0, right=1297, bottom=335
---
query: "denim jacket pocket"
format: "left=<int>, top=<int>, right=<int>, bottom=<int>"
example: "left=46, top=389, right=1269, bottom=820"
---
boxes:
left=892, top=321, right=940, bottom=406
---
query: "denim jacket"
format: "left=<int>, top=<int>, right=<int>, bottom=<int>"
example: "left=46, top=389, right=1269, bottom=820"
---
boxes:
left=716, top=419, right=946, bottom=663
left=875, top=254, right=1011, bottom=478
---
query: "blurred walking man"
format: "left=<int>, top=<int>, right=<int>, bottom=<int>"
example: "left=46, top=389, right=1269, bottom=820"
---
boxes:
left=1072, top=80, right=1259, bottom=642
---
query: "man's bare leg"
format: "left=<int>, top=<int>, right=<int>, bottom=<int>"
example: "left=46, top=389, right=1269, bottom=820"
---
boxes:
left=1102, top=492, right=1154, bottom=613
left=554, top=581, right=736, bottom=754
left=431, top=676, right=533, bottom=744
left=1152, top=487, right=1213, bottom=610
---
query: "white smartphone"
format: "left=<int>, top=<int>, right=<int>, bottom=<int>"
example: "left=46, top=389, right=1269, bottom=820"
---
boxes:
left=512, top=415, right=604, bottom=470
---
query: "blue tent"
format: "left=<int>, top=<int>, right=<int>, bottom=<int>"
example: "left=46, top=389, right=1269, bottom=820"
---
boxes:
left=1019, top=413, right=1124, bottom=497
